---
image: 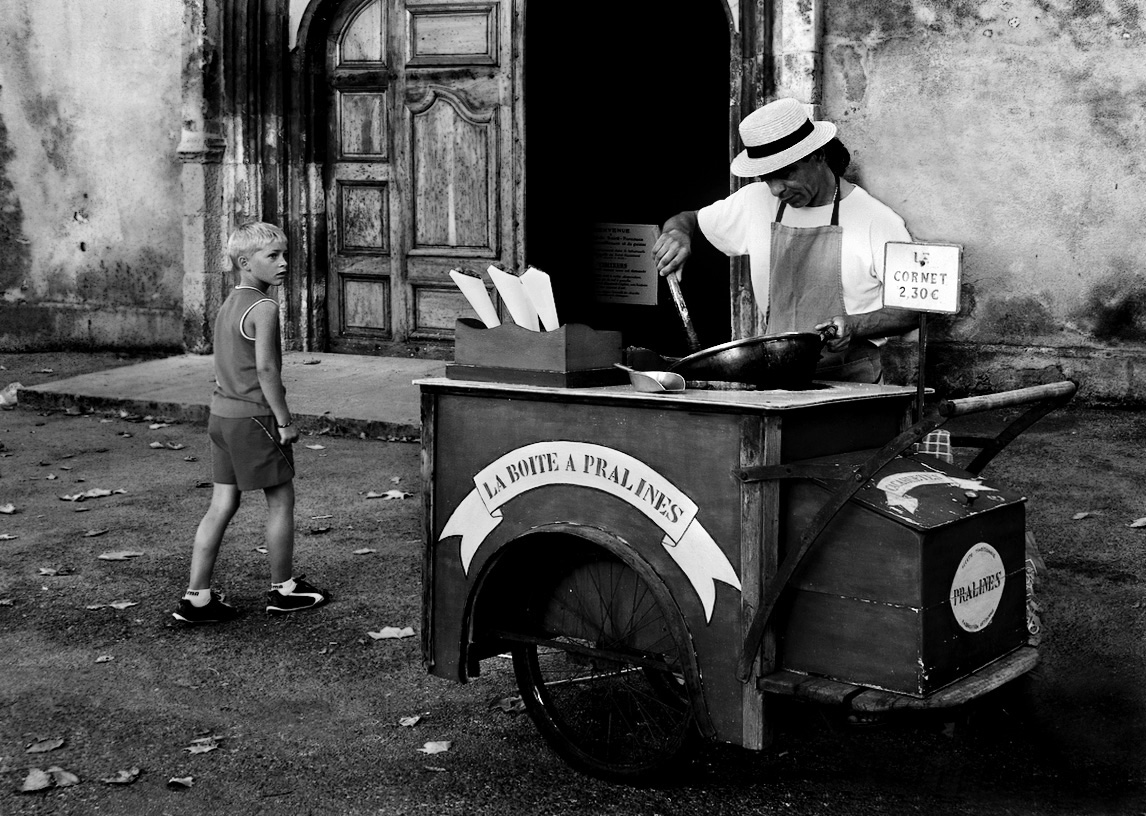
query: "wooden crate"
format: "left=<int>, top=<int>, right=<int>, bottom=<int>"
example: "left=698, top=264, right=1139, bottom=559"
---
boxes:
left=446, top=319, right=626, bottom=387
left=778, top=452, right=1029, bottom=697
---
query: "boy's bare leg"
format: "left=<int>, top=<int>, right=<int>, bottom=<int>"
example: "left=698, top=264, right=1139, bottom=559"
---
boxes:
left=188, top=483, right=241, bottom=589
left=264, top=480, right=295, bottom=584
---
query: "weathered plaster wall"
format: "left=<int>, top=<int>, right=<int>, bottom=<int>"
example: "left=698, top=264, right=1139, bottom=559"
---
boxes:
left=822, top=0, right=1146, bottom=357
left=0, top=0, right=184, bottom=350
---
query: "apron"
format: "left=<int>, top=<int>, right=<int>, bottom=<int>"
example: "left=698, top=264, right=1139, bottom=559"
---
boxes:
left=766, top=178, right=881, bottom=384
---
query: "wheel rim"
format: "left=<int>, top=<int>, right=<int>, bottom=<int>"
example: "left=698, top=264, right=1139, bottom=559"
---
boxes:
left=507, top=551, right=696, bottom=780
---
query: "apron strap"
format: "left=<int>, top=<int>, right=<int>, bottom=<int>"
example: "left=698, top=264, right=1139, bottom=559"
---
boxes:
left=774, top=175, right=841, bottom=225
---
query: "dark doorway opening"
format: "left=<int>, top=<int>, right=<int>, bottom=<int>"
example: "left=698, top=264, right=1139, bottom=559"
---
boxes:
left=524, top=2, right=733, bottom=356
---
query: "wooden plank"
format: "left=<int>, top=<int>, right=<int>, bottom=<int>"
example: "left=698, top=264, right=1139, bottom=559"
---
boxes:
left=850, top=647, right=1039, bottom=712
left=759, top=645, right=1038, bottom=711
left=757, top=669, right=863, bottom=705
left=738, top=416, right=765, bottom=748
left=416, top=377, right=919, bottom=413
left=420, top=389, right=437, bottom=671
left=738, top=414, right=782, bottom=749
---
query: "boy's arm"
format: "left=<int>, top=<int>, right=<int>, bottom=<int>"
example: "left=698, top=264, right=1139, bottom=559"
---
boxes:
left=249, top=301, right=299, bottom=445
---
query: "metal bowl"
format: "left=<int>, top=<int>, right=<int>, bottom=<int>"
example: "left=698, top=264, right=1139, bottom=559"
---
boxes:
left=669, top=331, right=824, bottom=389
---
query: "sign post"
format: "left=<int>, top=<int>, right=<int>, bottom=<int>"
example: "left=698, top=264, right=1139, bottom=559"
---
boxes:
left=882, top=242, right=963, bottom=420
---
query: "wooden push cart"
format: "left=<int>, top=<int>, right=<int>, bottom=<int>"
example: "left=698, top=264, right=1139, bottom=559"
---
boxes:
left=419, top=374, right=1076, bottom=782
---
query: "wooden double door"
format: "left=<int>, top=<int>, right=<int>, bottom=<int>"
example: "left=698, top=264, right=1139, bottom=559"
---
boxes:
left=324, top=0, right=516, bottom=353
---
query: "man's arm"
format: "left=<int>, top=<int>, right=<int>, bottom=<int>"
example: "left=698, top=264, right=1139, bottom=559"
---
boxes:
left=816, top=308, right=920, bottom=353
left=653, top=211, right=699, bottom=277
left=249, top=302, right=299, bottom=445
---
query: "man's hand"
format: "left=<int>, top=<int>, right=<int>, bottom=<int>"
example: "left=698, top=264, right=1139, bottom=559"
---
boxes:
left=654, top=211, right=699, bottom=277
left=815, top=317, right=852, bottom=353
left=654, top=228, right=692, bottom=277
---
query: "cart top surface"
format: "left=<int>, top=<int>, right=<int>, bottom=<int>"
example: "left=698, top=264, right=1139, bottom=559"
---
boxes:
left=416, top=377, right=922, bottom=412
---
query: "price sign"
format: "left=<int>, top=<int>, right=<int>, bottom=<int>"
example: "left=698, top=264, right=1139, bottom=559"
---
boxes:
left=883, top=242, right=962, bottom=314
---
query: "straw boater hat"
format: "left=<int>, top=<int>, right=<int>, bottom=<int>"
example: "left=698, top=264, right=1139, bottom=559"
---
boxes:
left=730, top=98, right=837, bottom=178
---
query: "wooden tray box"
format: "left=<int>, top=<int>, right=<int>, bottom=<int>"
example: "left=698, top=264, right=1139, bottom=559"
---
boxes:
left=777, top=453, right=1029, bottom=697
left=446, top=318, right=625, bottom=387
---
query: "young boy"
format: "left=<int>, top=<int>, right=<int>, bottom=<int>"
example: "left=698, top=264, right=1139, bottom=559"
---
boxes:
left=173, top=222, right=328, bottom=624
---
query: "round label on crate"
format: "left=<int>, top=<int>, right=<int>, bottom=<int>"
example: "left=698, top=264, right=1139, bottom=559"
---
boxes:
left=949, top=543, right=1006, bottom=632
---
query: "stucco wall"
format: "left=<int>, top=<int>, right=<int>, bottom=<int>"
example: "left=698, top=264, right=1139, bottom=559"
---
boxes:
left=822, top=0, right=1146, bottom=352
left=0, top=0, right=184, bottom=350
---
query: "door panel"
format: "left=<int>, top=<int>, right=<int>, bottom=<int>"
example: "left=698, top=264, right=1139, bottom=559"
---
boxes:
left=409, top=88, right=496, bottom=253
left=327, top=0, right=394, bottom=348
left=326, top=0, right=516, bottom=352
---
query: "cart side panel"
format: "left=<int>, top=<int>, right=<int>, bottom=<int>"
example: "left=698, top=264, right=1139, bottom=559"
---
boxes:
left=920, top=506, right=1029, bottom=685
left=781, top=482, right=925, bottom=605
left=781, top=593, right=926, bottom=694
left=779, top=401, right=906, bottom=460
left=424, top=390, right=755, bottom=744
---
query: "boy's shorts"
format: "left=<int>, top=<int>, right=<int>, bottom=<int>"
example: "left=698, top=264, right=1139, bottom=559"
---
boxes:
left=208, top=414, right=295, bottom=491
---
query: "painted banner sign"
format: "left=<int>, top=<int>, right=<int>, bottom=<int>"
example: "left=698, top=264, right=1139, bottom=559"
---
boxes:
left=439, top=441, right=742, bottom=622
left=875, top=471, right=996, bottom=514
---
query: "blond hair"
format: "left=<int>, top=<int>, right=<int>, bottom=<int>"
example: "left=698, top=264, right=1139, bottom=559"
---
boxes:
left=227, top=222, right=287, bottom=269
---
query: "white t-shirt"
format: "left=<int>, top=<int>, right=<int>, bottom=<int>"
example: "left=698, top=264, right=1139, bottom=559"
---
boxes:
left=697, top=182, right=911, bottom=319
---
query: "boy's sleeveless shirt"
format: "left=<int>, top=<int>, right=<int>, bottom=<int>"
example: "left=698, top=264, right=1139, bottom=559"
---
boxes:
left=210, top=286, right=281, bottom=417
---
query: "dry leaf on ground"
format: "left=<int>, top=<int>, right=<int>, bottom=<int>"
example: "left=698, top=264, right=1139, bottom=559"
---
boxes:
left=95, top=655, right=114, bottom=663
left=39, top=567, right=74, bottom=576
left=108, top=600, right=139, bottom=610
left=168, top=776, right=194, bottom=788
left=47, top=767, right=80, bottom=787
left=305, top=444, right=325, bottom=450
left=100, top=767, right=141, bottom=785
left=416, top=741, right=452, bottom=755
left=399, top=715, right=423, bottom=727
left=0, top=503, right=16, bottom=514
left=97, top=551, right=144, bottom=561
left=0, top=534, right=18, bottom=541
left=1129, top=517, right=1146, bottom=528
left=368, top=626, right=415, bottom=640
left=353, top=548, right=377, bottom=555
left=26, top=737, right=65, bottom=753
left=83, top=529, right=110, bottom=537
left=366, top=489, right=413, bottom=500
left=20, top=768, right=52, bottom=792
left=60, top=488, right=126, bottom=502
left=488, top=696, right=526, bottom=714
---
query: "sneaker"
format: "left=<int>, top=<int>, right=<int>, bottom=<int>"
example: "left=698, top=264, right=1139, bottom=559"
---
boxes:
left=266, top=575, right=329, bottom=615
left=172, top=595, right=239, bottom=624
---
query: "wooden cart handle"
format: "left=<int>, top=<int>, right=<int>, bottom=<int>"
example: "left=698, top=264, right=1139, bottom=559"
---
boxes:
left=939, top=381, right=1077, bottom=417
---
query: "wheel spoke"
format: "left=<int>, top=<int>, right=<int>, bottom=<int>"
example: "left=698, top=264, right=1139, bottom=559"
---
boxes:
left=510, top=548, right=696, bottom=781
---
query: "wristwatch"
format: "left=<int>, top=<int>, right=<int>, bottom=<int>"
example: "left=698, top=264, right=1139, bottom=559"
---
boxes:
left=276, top=420, right=292, bottom=428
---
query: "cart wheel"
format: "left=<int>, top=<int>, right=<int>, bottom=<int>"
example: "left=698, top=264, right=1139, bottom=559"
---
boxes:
left=508, top=548, right=698, bottom=783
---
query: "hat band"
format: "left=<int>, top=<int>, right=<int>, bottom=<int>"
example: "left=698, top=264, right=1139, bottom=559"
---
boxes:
left=744, top=119, right=815, bottom=159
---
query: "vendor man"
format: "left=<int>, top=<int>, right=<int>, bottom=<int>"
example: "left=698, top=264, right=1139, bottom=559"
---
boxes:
left=654, top=98, right=918, bottom=383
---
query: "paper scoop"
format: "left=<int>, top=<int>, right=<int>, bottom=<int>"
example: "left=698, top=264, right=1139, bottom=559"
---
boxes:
left=448, top=270, right=500, bottom=328
left=520, top=266, right=560, bottom=331
left=487, top=266, right=540, bottom=331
